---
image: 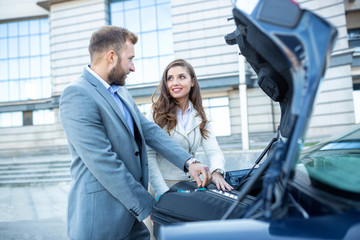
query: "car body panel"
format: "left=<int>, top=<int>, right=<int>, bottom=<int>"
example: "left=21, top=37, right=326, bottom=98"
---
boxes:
left=158, top=212, right=360, bottom=240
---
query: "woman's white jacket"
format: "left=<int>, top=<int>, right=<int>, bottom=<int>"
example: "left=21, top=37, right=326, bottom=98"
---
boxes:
left=146, top=107, right=225, bottom=198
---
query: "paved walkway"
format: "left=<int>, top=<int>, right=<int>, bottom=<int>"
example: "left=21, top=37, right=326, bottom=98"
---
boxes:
left=0, top=183, right=70, bottom=240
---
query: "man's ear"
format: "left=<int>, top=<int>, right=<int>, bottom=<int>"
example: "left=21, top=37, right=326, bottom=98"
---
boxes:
left=107, top=50, right=117, bottom=65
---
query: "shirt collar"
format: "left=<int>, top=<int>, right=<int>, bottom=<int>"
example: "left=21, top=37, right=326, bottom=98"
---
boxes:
left=186, top=101, right=193, bottom=113
left=86, top=65, right=116, bottom=91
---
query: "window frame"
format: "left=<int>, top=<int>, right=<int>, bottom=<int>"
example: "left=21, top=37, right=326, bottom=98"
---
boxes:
left=0, top=17, right=51, bottom=103
left=109, top=0, right=174, bottom=86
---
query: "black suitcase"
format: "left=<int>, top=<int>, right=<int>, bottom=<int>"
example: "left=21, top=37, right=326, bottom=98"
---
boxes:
left=151, top=181, right=256, bottom=237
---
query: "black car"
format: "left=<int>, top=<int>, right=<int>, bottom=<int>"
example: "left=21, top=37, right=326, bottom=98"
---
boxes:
left=158, top=126, right=360, bottom=239
left=154, top=0, right=360, bottom=239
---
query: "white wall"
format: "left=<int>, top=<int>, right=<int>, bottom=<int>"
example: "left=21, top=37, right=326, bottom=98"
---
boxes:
left=0, top=0, right=48, bottom=21
left=50, top=0, right=109, bottom=95
left=171, top=0, right=239, bottom=79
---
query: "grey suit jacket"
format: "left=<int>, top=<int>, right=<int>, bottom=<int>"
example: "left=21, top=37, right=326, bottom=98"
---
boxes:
left=59, top=68, right=192, bottom=240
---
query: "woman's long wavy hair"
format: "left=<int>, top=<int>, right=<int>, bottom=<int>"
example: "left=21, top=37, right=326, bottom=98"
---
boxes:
left=151, top=59, right=209, bottom=139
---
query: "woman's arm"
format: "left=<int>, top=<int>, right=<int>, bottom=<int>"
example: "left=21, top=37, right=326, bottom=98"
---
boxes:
left=147, top=148, right=170, bottom=199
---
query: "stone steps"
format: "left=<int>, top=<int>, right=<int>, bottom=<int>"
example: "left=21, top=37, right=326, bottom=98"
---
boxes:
left=0, top=167, right=68, bottom=175
left=0, top=154, right=71, bottom=186
left=0, top=177, right=72, bottom=186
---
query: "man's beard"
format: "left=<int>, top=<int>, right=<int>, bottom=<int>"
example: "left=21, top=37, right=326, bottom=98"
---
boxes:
left=108, top=60, right=127, bottom=86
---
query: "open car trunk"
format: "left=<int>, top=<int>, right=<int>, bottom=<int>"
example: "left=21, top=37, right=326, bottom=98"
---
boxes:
left=221, top=0, right=339, bottom=219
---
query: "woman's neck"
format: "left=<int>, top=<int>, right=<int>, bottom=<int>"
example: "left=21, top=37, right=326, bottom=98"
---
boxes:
left=176, top=99, right=189, bottom=115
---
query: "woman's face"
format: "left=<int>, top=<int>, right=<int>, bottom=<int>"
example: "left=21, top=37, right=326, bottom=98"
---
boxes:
left=166, top=66, right=194, bottom=102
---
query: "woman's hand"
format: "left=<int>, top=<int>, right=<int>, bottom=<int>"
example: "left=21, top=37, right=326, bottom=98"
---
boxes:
left=212, top=172, right=234, bottom=192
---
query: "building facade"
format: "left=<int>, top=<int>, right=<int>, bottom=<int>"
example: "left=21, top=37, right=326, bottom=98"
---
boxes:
left=0, top=0, right=359, bottom=158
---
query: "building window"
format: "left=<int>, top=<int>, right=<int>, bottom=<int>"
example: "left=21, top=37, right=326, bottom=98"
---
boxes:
left=23, top=110, right=33, bottom=126
left=203, top=97, right=231, bottom=136
left=0, top=109, right=54, bottom=127
left=110, top=0, right=174, bottom=85
left=33, top=109, right=55, bottom=125
left=0, top=18, right=51, bottom=103
left=0, top=111, right=23, bottom=127
left=348, top=28, right=360, bottom=53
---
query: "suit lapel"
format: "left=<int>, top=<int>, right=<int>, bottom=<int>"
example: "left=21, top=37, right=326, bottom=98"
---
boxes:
left=174, top=108, right=202, bottom=138
left=175, top=123, right=187, bottom=139
left=186, top=108, right=202, bottom=135
left=82, top=69, right=132, bottom=136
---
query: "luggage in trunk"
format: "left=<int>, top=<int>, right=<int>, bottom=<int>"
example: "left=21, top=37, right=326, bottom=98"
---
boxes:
left=151, top=181, right=256, bottom=237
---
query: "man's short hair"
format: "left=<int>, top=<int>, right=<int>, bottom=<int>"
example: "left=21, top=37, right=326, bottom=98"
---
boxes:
left=89, top=25, right=137, bottom=62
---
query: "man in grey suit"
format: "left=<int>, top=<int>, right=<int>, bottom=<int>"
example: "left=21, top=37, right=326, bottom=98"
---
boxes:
left=59, top=26, right=212, bottom=240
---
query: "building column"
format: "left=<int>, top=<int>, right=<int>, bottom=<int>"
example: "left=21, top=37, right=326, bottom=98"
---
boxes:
left=238, top=54, right=249, bottom=150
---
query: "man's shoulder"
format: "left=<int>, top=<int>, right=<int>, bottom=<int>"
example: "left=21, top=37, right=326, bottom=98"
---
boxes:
left=64, top=73, right=92, bottom=89
left=60, top=75, right=95, bottom=102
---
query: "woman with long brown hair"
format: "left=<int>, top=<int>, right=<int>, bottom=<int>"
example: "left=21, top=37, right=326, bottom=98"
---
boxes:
left=146, top=59, right=233, bottom=199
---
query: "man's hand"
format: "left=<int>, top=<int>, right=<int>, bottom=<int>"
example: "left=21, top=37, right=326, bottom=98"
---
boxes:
left=188, top=163, right=212, bottom=188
